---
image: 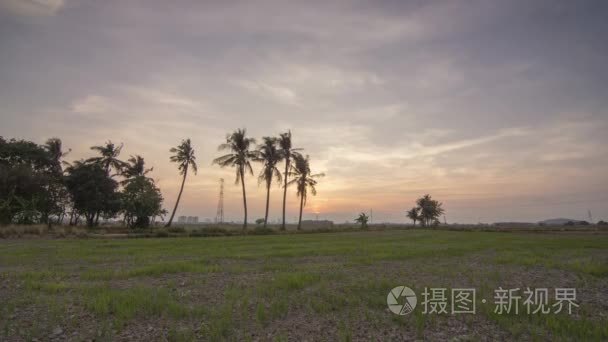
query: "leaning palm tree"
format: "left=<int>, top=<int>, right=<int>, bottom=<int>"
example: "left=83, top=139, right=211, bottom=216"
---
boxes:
left=287, top=154, right=324, bottom=230
left=213, top=129, right=256, bottom=230
left=277, top=131, right=302, bottom=230
left=406, top=207, right=421, bottom=226
left=166, top=139, right=197, bottom=227
left=87, top=141, right=127, bottom=176
left=254, top=137, right=282, bottom=228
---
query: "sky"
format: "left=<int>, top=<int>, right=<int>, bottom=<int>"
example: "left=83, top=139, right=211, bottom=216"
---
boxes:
left=1, top=0, right=607, bottom=224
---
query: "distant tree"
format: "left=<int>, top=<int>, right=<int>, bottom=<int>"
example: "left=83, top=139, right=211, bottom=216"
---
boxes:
left=287, top=154, right=324, bottom=230
left=597, top=220, right=607, bottom=226
left=166, top=139, right=197, bottom=227
left=43, top=137, right=70, bottom=175
left=87, top=141, right=127, bottom=225
left=0, top=137, right=56, bottom=225
left=406, top=207, right=421, bottom=226
left=121, top=155, right=153, bottom=185
left=255, top=218, right=265, bottom=225
left=64, top=162, right=120, bottom=227
left=277, top=131, right=302, bottom=231
left=43, top=137, right=71, bottom=225
left=87, top=141, right=127, bottom=176
left=121, top=176, right=164, bottom=228
left=254, top=137, right=282, bottom=228
left=415, top=194, right=444, bottom=228
left=213, top=129, right=256, bottom=230
left=355, top=212, right=369, bottom=229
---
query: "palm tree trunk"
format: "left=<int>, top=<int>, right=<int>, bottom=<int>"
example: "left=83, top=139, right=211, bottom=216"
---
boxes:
left=264, top=181, right=270, bottom=228
left=297, top=191, right=304, bottom=230
left=166, top=166, right=188, bottom=227
left=281, top=157, right=289, bottom=231
left=240, top=168, right=248, bottom=230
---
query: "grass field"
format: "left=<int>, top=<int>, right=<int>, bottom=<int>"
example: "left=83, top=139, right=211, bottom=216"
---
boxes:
left=1, top=229, right=607, bottom=341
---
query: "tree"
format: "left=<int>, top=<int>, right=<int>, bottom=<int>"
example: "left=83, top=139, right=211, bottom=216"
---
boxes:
left=64, top=162, right=120, bottom=227
left=406, top=207, right=421, bottom=226
left=87, top=141, right=127, bottom=225
left=213, top=129, right=256, bottom=230
left=121, top=176, right=164, bottom=228
left=287, top=154, right=324, bottom=230
left=0, top=137, right=55, bottom=225
left=254, top=137, right=282, bottom=228
left=277, top=131, right=302, bottom=230
left=121, top=155, right=153, bottom=184
left=43, top=137, right=70, bottom=176
left=166, top=139, right=197, bottom=227
left=355, top=212, right=369, bottom=229
left=415, top=194, right=444, bottom=227
left=87, top=141, right=127, bottom=176
left=43, top=137, right=71, bottom=224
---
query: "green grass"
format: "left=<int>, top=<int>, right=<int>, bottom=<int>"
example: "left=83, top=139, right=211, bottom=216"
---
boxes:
left=1, top=229, right=607, bottom=340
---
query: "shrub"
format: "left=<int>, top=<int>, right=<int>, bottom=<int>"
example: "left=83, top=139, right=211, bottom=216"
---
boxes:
left=166, top=226, right=186, bottom=234
left=155, top=229, right=169, bottom=238
left=249, top=226, right=276, bottom=235
left=198, top=227, right=231, bottom=237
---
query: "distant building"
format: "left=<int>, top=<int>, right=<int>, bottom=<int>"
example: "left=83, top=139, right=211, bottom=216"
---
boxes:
left=177, top=216, right=187, bottom=223
left=187, top=216, right=199, bottom=224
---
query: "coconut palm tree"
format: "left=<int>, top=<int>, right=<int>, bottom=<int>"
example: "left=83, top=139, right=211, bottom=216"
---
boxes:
left=166, top=139, right=197, bottom=227
left=122, top=155, right=153, bottom=184
left=43, top=137, right=71, bottom=175
left=87, top=141, right=127, bottom=176
left=287, top=154, right=324, bottom=230
left=416, top=194, right=444, bottom=227
left=406, top=207, right=421, bottom=226
left=355, top=212, right=369, bottom=229
left=254, top=137, right=282, bottom=228
left=277, top=131, right=302, bottom=230
left=213, top=129, right=256, bottom=230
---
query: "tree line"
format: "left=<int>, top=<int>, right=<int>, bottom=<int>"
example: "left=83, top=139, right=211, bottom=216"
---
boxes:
left=0, top=129, right=324, bottom=230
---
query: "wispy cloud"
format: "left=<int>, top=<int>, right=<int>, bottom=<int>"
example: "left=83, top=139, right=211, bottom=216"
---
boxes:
left=1, top=0, right=65, bottom=16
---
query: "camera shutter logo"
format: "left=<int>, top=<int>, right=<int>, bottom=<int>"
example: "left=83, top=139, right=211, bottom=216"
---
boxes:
left=387, top=286, right=417, bottom=315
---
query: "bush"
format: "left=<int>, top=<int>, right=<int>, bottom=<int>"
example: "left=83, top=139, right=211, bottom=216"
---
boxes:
left=23, top=226, right=41, bottom=235
left=155, top=229, right=169, bottom=238
left=166, top=226, right=186, bottom=234
left=248, top=226, right=276, bottom=235
left=197, top=227, right=232, bottom=237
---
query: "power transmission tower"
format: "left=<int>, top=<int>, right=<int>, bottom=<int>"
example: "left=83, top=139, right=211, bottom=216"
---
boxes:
left=215, top=178, right=224, bottom=223
left=588, top=209, right=593, bottom=223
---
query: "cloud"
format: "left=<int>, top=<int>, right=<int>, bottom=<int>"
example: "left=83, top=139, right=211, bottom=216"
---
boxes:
left=70, top=95, right=113, bottom=114
left=1, top=0, right=65, bottom=16
left=234, top=80, right=298, bottom=105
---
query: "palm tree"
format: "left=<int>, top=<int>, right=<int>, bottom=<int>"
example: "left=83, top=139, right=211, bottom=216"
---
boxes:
left=416, top=194, right=444, bottom=227
left=355, top=212, right=369, bottom=229
left=166, top=139, right=197, bottom=227
left=87, top=141, right=126, bottom=225
left=87, top=141, right=127, bottom=176
left=406, top=207, right=421, bottom=226
left=254, top=137, right=282, bottom=228
left=277, top=131, right=302, bottom=230
left=213, top=129, right=256, bottom=230
left=43, top=137, right=71, bottom=175
left=122, top=155, right=153, bottom=184
left=287, top=154, right=324, bottom=230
